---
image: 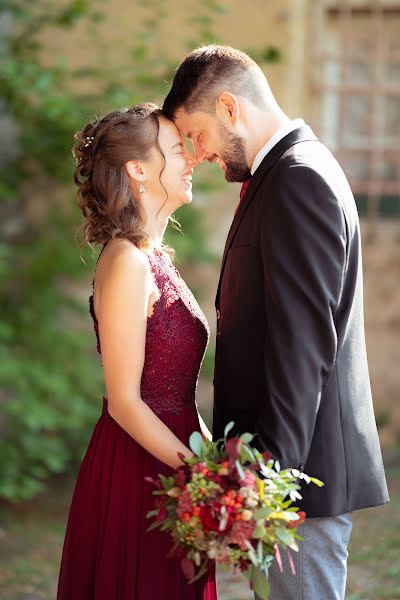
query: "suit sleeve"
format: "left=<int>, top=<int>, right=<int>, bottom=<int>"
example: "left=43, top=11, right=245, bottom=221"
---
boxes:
left=255, top=160, right=347, bottom=469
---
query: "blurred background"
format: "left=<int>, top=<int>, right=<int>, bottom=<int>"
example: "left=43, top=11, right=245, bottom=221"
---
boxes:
left=0, top=1, right=399, bottom=598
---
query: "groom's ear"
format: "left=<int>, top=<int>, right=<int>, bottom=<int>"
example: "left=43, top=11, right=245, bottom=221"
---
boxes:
left=216, top=92, right=240, bottom=126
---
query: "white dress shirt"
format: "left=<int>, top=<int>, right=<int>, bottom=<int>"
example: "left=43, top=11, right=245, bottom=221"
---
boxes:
left=250, top=118, right=305, bottom=175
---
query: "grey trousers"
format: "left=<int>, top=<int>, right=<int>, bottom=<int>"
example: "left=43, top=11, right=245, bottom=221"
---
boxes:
left=255, top=513, right=353, bottom=600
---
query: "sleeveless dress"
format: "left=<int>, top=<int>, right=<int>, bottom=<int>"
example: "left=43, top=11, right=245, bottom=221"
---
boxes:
left=57, top=248, right=218, bottom=599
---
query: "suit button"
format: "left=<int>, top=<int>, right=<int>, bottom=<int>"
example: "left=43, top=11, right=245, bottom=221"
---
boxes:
left=216, top=309, right=221, bottom=320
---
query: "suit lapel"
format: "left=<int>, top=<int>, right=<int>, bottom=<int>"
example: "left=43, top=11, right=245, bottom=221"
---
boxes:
left=215, top=125, right=318, bottom=307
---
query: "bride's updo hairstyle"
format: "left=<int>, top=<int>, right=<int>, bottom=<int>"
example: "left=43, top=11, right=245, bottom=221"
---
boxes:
left=73, top=102, right=162, bottom=249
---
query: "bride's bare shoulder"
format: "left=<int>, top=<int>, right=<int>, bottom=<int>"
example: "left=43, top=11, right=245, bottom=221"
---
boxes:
left=95, top=239, right=151, bottom=290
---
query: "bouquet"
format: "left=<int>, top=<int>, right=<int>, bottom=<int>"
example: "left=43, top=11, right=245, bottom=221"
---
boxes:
left=146, top=423, right=323, bottom=599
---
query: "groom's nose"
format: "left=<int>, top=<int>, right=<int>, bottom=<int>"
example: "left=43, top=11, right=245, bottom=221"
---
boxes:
left=193, top=141, right=208, bottom=163
left=183, top=147, right=198, bottom=168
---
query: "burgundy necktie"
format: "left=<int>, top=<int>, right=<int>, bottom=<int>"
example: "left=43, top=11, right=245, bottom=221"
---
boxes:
left=235, top=177, right=251, bottom=216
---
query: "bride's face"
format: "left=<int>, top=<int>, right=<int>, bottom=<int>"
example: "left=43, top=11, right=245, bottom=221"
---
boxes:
left=147, top=116, right=197, bottom=211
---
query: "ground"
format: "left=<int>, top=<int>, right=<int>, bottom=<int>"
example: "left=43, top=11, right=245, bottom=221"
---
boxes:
left=0, top=461, right=398, bottom=600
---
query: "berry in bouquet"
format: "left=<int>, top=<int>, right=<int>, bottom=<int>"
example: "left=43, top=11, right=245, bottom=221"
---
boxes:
left=146, top=422, right=323, bottom=600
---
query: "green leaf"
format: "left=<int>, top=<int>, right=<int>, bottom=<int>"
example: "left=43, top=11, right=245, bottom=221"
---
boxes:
left=257, top=540, right=263, bottom=562
left=146, top=520, right=161, bottom=533
left=253, top=524, right=266, bottom=539
left=242, top=445, right=256, bottom=462
left=276, top=527, right=295, bottom=547
left=224, top=421, right=234, bottom=438
left=189, top=431, right=204, bottom=457
left=254, top=507, right=273, bottom=520
left=188, top=560, right=208, bottom=584
left=235, top=459, right=245, bottom=480
left=252, top=567, right=270, bottom=599
left=309, top=477, right=325, bottom=487
left=240, top=432, right=254, bottom=444
left=242, top=565, right=252, bottom=582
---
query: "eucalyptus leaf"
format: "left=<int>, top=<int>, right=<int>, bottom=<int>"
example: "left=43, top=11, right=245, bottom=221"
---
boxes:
left=242, top=445, right=256, bottom=462
left=254, top=506, right=273, bottom=520
left=235, top=459, right=245, bottom=480
left=276, top=527, right=294, bottom=546
left=244, top=540, right=259, bottom=567
left=189, top=431, right=204, bottom=457
left=257, top=540, right=263, bottom=562
left=224, top=421, right=235, bottom=438
left=253, top=524, right=266, bottom=539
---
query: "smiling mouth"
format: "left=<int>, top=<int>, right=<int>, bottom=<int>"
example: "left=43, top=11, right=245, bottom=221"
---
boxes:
left=182, top=170, right=193, bottom=185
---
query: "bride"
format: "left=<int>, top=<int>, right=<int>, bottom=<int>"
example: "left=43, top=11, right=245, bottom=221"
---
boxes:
left=57, top=103, right=218, bottom=599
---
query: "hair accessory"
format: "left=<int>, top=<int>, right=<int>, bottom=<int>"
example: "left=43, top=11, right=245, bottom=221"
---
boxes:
left=83, top=136, right=95, bottom=148
left=139, top=183, right=145, bottom=194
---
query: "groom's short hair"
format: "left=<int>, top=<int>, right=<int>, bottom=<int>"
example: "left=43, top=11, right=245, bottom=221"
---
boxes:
left=163, top=45, right=268, bottom=118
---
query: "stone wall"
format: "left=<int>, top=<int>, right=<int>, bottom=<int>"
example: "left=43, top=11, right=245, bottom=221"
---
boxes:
left=34, top=0, right=400, bottom=448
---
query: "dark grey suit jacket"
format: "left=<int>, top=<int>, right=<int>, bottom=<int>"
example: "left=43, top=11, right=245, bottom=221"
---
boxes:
left=213, top=125, right=389, bottom=517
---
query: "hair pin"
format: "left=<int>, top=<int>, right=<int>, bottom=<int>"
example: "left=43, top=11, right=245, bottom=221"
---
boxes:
left=84, top=136, right=95, bottom=148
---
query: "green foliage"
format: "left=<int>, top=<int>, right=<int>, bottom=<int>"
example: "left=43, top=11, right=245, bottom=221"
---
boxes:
left=148, top=427, right=321, bottom=599
left=0, top=0, right=281, bottom=501
left=0, top=0, right=221, bottom=502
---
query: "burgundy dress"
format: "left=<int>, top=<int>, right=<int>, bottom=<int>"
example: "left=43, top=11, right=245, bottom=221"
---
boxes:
left=57, top=249, right=218, bottom=599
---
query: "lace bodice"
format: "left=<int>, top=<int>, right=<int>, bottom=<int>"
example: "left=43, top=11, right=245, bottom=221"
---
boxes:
left=89, top=249, right=209, bottom=415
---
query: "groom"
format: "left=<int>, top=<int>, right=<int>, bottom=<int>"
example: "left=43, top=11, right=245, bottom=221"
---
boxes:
left=163, top=45, right=389, bottom=599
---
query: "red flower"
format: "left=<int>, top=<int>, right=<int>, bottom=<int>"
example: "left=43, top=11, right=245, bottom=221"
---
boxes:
left=226, top=438, right=242, bottom=461
left=288, top=510, right=306, bottom=529
left=262, top=450, right=272, bottom=462
left=209, top=473, right=224, bottom=486
left=193, top=461, right=207, bottom=473
left=200, top=503, right=233, bottom=534
left=176, top=490, right=193, bottom=518
left=175, top=468, right=188, bottom=489
left=226, top=519, right=256, bottom=550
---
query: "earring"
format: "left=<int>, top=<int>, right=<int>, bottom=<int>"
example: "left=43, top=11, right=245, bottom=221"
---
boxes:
left=139, top=182, right=145, bottom=194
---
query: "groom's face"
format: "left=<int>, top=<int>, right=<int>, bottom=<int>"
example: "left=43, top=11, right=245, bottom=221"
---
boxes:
left=174, top=108, right=250, bottom=183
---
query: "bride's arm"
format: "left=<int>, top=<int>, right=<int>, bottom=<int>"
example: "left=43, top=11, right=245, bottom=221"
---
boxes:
left=95, top=242, right=193, bottom=469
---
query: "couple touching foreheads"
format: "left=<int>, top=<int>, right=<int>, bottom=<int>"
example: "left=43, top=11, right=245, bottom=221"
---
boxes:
left=57, top=45, right=388, bottom=600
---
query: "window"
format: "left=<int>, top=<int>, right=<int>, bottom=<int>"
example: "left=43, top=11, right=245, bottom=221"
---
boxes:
left=310, top=2, right=400, bottom=218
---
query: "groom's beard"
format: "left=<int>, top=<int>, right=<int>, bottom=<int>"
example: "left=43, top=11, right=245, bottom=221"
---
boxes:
left=217, top=123, right=251, bottom=183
